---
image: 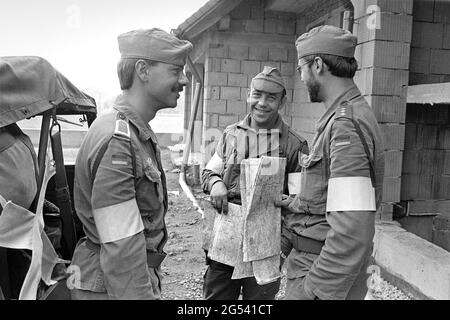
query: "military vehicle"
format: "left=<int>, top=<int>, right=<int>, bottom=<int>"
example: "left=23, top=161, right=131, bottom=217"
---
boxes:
left=0, top=56, right=97, bottom=299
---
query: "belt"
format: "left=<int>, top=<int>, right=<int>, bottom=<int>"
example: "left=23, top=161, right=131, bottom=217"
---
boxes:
left=85, top=237, right=166, bottom=268
left=287, top=230, right=324, bottom=255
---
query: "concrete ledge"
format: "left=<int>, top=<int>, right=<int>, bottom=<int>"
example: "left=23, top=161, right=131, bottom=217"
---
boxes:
left=373, top=221, right=450, bottom=300
left=407, top=82, right=450, bottom=104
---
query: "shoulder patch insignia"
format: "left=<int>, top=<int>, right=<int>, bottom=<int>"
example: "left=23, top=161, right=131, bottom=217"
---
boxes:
left=111, top=154, right=129, bottom=166
left=114, top=119, right=130, bottom=138
left=335, top=102, right=354, bottom=120
left=334, top=135, right=351, bottom=147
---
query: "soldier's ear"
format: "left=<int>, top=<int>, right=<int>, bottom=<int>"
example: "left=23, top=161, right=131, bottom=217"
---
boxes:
left=314, top=57, right=326, bottom=75
left=280, top=95, right=287, bottom=108
left=135, top=60, right=150, bottom=81
left=277, top=94, right=287, bottom=111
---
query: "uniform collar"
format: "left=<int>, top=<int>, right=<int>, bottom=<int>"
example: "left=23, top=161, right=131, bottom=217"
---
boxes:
left=315, top=83, right=361, bottom=134
left=113, top=95, right=159, bottom=144
left=236, top=113, right=285, bottom=136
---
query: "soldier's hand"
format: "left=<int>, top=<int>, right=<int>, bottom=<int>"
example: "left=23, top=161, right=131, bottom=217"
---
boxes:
left=274, top=194, right=303, bottom=213
left=274, top=194, right=293, bottom=208
left=210, top=181, right=228, bottom=215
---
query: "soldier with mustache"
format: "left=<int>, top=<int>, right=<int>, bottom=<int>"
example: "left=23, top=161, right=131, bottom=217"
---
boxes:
left=70, top=28, right=192, bottom=300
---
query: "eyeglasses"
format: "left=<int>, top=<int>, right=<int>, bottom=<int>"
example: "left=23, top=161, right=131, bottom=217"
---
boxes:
left=296, top=58, right=315, bottom=73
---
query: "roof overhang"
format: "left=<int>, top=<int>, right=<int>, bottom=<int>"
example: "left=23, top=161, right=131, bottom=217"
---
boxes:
left=174, top=0, right=321, bottom=41
left=265, top=0, right=317, bottom=14
left=174, top=0, right=244, bottom=41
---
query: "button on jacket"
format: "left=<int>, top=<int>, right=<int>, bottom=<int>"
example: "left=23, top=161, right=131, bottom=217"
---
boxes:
left=71, top=95, right=168, bottom=299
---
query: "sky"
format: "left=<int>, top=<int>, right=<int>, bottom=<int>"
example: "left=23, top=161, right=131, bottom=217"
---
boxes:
left=0, top=0, right=209, bottom=104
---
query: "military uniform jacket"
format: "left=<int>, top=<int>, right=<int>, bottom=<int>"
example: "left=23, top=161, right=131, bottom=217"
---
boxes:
left=0, top=124, right=38, bottom=211
left=202, top=113, right=309, bottom=201
left=285, top=84, right=385, bottom=300
left=71, top=95, right=168, bottom=299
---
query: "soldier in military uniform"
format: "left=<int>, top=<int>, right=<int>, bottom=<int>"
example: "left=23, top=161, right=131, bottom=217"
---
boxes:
left=201, top=67, right=309, bottom=300
left=69, top=28, right=192, bottom=299
left=0, top=124, right=39, bottom=299
left=276, top=25, right=385, bottom=300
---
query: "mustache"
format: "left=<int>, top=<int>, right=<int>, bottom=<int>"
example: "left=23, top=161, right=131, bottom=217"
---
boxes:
left=172, top=85, right=184, bottom=93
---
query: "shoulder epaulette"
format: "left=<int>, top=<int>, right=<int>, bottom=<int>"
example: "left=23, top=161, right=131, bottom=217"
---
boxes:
left=0, top=129, right=16, bottom=152
left=226, top=122, right=240, bottom=132
left=335, top=101, right=353, bottom=120
left=114, top=112, right=130, bottom=138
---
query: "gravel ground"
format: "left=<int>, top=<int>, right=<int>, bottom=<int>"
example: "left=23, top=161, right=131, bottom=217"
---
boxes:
left=368, top=277, right=414, bottom=300
left=275, top=270, right=413, bottom=300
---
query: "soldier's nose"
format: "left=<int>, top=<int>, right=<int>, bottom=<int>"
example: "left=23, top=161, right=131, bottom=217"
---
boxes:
left=258, top=99, right=268, bottom=108
left=179, top=73, right=189, bottom=86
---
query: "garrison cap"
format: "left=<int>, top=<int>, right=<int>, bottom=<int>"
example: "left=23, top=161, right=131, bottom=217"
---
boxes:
left=295, top=25, right=357, bottom=60
left=118, top=28, right=193, bottom=66
left=251, top=66, right=286, bottom=94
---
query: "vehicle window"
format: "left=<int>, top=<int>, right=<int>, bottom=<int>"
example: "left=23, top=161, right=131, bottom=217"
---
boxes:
left=17, top=116, right=89, bottom=165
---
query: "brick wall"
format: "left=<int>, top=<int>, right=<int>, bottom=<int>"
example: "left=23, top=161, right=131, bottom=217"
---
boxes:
left=302, top=0, right=353, bottom=27
left=202, top=0, right=297, bottom=160
left=401, top=104, right=450, bottom=212
left=353, top=0, right=414, bottom=220
left=409, top=0, right=450, bottom=85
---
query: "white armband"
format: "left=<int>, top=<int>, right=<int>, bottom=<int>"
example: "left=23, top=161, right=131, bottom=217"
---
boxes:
left=288, top=172, right=302, bottom=195
left=326, top=177, right=376, bottom=212
left=93, top=198, right=144, bottom=243
left=205, top=152, right=224, bottom=174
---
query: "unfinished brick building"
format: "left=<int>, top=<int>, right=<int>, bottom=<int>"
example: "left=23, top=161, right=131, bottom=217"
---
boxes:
left=174, top=0, right=450, bottom=252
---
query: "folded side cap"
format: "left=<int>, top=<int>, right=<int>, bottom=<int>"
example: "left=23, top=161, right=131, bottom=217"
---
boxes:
left=118, top=28, right=193, bottom=66
left=295, top=25, right=357, bottom=60
left=251, top=66, right=286, bottom=93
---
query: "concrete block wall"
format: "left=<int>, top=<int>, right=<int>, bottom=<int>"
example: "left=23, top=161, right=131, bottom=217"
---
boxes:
left=399, top=202, right=450, bottom=252
left=401, top=104, right=450, bottom=204
left=301, top=0, right=353, bottom=27
left=433, top=212, right=450, bottom=251
left=353, top=0, right=414, bottom=220
left=409, top=0, right=450, bottom=85
left=202, top=0, right=298, bottom=161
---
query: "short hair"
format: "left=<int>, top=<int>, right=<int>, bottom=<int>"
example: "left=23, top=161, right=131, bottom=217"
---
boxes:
left=302, top=54, right=358, bottom=78
left=117, top=58, right=158, bottom=90
left=279, top=89, right=286, bottom=101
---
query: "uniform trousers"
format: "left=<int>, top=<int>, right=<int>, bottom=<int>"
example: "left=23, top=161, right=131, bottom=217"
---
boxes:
left=70, top=267, right=162, bottom=300
left=203, top=260, right=280, bottom=300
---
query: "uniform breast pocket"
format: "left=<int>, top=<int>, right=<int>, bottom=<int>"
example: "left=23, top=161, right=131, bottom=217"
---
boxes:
left=300, top=153, right=327, bottom=205
left=136, top=162, right=164, bottom=212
